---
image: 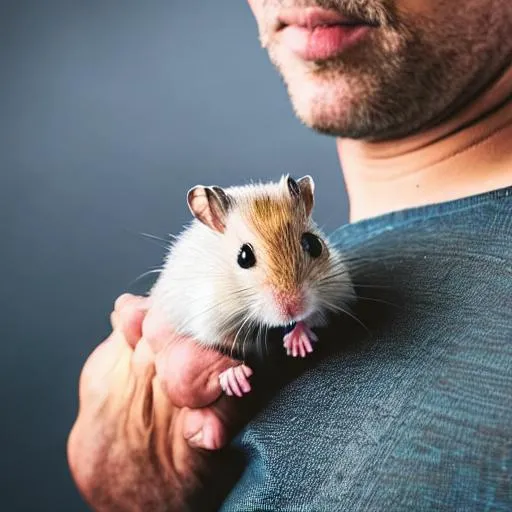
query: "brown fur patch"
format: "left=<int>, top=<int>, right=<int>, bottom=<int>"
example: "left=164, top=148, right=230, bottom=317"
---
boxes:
left=249, top=194, right=306, bottom=292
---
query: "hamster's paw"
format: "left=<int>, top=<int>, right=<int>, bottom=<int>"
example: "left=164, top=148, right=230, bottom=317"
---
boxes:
left=219, top=365, right=253, bottom=397
left=283, top=321, right=318, bottom=358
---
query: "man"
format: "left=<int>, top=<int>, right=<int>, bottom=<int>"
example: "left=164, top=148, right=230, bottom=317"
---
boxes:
left=67, top=0, right=512, bottom=510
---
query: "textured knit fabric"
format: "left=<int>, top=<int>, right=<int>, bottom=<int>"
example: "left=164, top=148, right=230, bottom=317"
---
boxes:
left=220, top=186, right=512, bottom=511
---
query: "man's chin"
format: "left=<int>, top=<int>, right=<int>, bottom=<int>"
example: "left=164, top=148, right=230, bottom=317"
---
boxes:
left=281, top=71, right=367, bottom=138
left=285, top=76, right=405, bottom=141
left=289, top=97, right=368, bottom=140
left=292, top=100, right=399, bottom=140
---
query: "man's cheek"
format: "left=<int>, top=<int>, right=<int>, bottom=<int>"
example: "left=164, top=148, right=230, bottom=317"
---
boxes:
left=395, top=0, right=445, bottom=17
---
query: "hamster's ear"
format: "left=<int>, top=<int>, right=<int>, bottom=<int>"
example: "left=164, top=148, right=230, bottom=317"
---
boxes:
left=187, top=185, right=231, bottom=233
left=287, top=175, right=315, bottom=216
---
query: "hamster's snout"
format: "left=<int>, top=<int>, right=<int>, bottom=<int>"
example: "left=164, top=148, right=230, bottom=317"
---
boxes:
left=273, top=289, right=305, bottom=322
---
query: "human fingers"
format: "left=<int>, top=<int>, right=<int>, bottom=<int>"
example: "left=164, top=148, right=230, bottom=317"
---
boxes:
left=110, top=293, right=149, bottom=348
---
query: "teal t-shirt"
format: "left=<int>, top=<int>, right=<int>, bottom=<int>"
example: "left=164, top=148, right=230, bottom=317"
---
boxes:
left=220, top=186, right=512, bottom=511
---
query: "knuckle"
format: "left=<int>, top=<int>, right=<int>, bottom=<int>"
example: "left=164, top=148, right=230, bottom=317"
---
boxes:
left=114, top=293, right=137, bottom=313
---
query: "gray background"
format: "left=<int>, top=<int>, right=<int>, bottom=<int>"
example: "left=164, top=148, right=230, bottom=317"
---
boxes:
left=1, top=1, right=348, bottom=510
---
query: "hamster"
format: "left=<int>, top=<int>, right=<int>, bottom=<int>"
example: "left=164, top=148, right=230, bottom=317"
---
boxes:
left=149, top=175, right=354, bottom=397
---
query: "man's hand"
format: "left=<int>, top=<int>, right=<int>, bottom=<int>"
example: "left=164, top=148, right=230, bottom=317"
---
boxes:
left=67, top=294, right=249, bottom=512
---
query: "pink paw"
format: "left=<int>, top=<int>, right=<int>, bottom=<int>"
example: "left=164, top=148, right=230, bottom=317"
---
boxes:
left=219, top=364, right=253, bottom=397
left=283, top=321, right=318, bottom=358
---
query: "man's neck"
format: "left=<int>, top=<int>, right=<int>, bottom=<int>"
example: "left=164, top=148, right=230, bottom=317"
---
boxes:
left=338, top=67, right=512, bottom=222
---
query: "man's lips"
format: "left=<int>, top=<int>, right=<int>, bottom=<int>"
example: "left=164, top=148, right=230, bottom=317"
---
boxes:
left=276, top=7, right=376, bottom=61
left=277, top=7, right=369, bottom=30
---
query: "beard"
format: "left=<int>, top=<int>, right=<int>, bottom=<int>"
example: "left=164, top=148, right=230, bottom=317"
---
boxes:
left=255, top=0, right=509, bottom=141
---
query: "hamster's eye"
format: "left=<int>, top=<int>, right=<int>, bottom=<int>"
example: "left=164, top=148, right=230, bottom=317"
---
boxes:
left=238, top=243, right=256, bottom=269
left=301, top=232, right=323, bottom=258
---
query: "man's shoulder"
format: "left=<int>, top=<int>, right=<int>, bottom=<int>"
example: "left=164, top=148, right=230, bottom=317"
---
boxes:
left=329, top=185, right=512, bottom=252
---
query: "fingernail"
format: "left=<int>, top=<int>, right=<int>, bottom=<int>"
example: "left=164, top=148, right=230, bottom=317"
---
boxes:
left=188, top=430, right=203, bottom=447
left=189, top=427, right=216, bottom=450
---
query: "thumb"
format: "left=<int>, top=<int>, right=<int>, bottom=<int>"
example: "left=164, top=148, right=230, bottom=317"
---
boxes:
left=155, top=339, right=240, bottom=409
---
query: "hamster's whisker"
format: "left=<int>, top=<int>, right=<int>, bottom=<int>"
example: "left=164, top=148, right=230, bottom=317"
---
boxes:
left=231, top=315, right=250, bottom=358
left=316, top=279, right=352, bottom=293
left=243, top=319, right=258, bottom=362
left=340, top=253, right=408, bottom=271
left=230, top=312, right=255, bottom=360
left=335, top=255, right=376, bottom=265
left=355, top=295, right=401, bottom=308
left=123, top=228, right=170, bottom=250
left=317, top=273, right=394, bottom=296
left=139, top=232, right=174, bottom=248
left=262, top=323, right=270, bottom=357
left=220, top=304, right=258, bottom=336
left=258, top=323, right=268, bottom=358
left=351, top=283, right=392, bottom=289
left=318, top=266, right=351, bottom=280
left=318, top=269, right=380, bottom=287
left=174, top=288, right=255, bottom=334
left=316, top=275, right=350, bottom=287
left=241, top=317, right=257, bottom=362
left=128, top=267, right=164, bottom=288
left=320, top=299, right=370, bottom=334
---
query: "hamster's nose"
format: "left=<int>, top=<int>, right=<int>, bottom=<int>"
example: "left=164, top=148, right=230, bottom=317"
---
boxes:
left=285, top=299, right=303, bottom=317
left=274, top=290, right=305, bottom=319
